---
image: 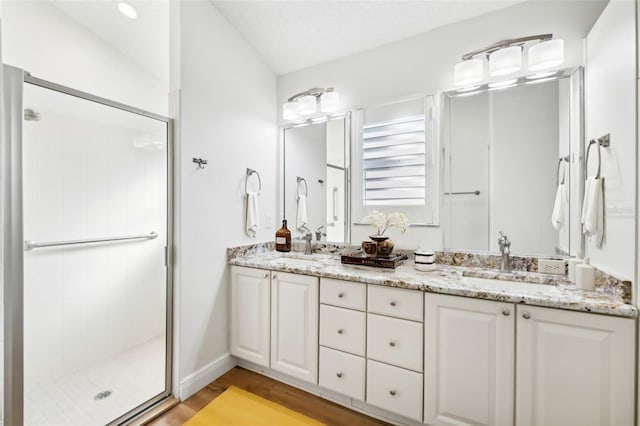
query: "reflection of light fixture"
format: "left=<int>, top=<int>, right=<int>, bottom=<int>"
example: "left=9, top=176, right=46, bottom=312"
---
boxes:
left=454, top=34, right=564, bottom=85
left=528, top=39, right=564, bottom=71
left=489, top=79, right=518, bottom=88
left=488, top=84, right=517, bottom=92
left=457, top=85, right=481, bottom=92
left=454, top=59, right=483, bottom=86
left=489, top=46, right=521, bottom=76
left=526, top=70, right=558, bottom=79
left=283, top=87, right=340, bottom=121
left=525, top=77, right=557, bottom=85
left=117, top=1, right=138, bottom=19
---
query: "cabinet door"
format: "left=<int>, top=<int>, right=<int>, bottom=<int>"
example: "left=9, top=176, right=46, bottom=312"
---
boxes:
left=230, top=266, right=270, bottom=367
left=271, top=271, right=319, bottom=383
left=425, top=293, right=514, bottom=426
left=516, top=305, right=635, bottom=426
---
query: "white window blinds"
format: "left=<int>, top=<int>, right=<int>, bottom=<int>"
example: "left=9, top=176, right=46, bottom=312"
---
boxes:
left=362, top=115, right=426, bottom=206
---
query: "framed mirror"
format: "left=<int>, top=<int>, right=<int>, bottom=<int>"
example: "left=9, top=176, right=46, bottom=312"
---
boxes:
left=441, top=68, right=583, bottom=257
left=281, top=115, right=350, bottom=243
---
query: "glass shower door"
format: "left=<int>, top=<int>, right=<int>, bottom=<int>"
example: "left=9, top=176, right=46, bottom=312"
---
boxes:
left=22, top=81, right=170, bottom=426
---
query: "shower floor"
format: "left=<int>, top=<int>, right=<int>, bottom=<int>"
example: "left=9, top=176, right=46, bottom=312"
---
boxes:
left=25, top=336, right=165, bottom=426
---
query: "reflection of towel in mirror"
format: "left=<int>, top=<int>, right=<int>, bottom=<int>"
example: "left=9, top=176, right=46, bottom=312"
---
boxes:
left=581, top=177, right=604, bottom=246
left=551, top=183, right=567, bottom=231
left=246, top=192, right=259, bottom=238
left=297, top=194, right=308, bottom=232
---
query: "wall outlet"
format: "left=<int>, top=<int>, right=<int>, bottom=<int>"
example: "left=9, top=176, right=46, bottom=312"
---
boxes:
left=538, top=259, right=566, bottom=275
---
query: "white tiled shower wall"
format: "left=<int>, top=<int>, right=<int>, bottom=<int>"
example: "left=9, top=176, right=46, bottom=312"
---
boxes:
left=21, top=89, right=168, bottom=391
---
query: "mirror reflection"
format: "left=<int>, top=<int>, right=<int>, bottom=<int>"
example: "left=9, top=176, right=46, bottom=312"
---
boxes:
left=283, top=116, right=349, bottom=243
left=442, top=69, right=583, bottom=256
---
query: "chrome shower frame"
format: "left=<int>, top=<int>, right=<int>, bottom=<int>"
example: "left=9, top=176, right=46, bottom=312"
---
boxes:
left=2, top=66, right=176, bottom=426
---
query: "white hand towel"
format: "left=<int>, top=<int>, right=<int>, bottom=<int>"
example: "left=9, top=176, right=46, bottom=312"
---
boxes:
left=246, top=192, right=259, bottom=238
left=581, top=177, right=604, bottom=246
left=551, top=183, right=566, bottom=231
left=296, top=194, right=308, bottom=232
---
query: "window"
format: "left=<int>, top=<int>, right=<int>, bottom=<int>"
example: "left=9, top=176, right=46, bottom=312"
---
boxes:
left=353, top=95, right=438, bottom=226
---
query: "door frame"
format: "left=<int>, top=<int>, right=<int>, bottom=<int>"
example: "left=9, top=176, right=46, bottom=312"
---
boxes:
left=2, top=66, right=175, bottom=425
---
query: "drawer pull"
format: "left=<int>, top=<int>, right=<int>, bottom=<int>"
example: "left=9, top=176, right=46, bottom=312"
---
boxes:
left=336, top=372, right=343, bottom=378
left=388, top=341, right=396, bottom=347
left=522, top=311, right=531, bottom=320
left=272, top=274, right=277, bottom=279
left=390, top=301, right=397, bottom=307
left=337, top=328, right=344, bottom=335
left=338, top=292, right=345, bottom=298
left=263, top=273, right=268, bottom=279
left=501, top=308, right=510, bottom=316
left=389, top=390, right=397, bottom=396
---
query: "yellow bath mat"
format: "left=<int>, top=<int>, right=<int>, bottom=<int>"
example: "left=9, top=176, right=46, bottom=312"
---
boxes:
left=184, top=385, right=326, bottom=426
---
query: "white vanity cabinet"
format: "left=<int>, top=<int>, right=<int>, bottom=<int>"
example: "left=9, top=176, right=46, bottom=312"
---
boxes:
left=425, top=293, right=636, bottom=426
left=424, top=293, right=514, bottom=426
left=367, top=285, right=424, bottom=422
left=318, top=278, right=367, bottom=400
left=230, top=265, right=271, bottom=367
left=516, top=305, right=635, bottom=426
left=270, top=271, right=319, bottom=384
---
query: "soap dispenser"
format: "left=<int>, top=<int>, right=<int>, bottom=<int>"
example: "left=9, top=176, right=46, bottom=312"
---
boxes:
left=567, top=251, right=583, bottom=282
left=575, top=257, right=595, bottom=291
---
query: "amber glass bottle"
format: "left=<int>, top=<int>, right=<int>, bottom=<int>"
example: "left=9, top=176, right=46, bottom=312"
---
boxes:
left=275, top=219, right=292, bottom=252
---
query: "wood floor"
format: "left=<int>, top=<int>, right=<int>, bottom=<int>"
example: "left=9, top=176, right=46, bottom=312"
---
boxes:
left=147, top=367, right=389, bottom=425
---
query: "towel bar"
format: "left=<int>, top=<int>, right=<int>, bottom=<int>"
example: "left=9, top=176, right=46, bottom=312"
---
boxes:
left=556, top=155, right=570, bottom=186
left=297, top=176, right=308, bottom=197
left=245, top=168, right=262, bottom=195
left=585, top=134, right=609, bottom=179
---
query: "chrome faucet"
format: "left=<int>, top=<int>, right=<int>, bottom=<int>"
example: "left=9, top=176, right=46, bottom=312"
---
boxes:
left=296, top=226, right=313, bottom=255
left=315, top=225, right=326, bottom=241
left=498, top=231, right=511, bottom=272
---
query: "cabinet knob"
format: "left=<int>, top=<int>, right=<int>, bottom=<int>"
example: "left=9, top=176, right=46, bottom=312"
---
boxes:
left=338, top=292, right=345, bottom=298
left=389, top=390, right=397, bottom=396
left=390, top=301, right=397, bottom=307
left=272, top=274, right=277, bottom=279
left=337, top=328, right=344, bottom=335
left=501, top=308, right=510, bottom=316
left=336, top=372, right=343, bottom=378
left=388, top=341, right=396, bottom=347
left=263, top=273, right=268, bottom=279
left=522, top=311, right=531, bottom=319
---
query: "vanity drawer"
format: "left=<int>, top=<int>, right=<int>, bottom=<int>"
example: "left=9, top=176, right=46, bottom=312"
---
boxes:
left=367, top=359, right=423, bottom=422
left=367, top=313, right=423, bottom=372
left=319, top=346, right=365, bottom=401
left=320, top=305, right=366, bottom=356
left=368, top=285, right=423, bottom=322
left=320, top=278, right=366, bottom=311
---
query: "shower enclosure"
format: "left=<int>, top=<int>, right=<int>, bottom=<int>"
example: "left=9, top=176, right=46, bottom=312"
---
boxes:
left=2, top=66, right=173, bottom=425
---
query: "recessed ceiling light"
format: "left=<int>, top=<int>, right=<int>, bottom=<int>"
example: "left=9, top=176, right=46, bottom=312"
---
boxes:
left=118, top=2, right=138, bottom=19
left=489, top=79, right=518, bottom=88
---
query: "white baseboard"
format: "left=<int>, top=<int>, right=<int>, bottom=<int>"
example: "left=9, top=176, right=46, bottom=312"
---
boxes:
left=179, top=353, right=238, bottom=400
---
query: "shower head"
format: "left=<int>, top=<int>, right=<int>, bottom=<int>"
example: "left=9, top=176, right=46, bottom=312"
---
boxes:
left=24, top=108, right=40, bottom=121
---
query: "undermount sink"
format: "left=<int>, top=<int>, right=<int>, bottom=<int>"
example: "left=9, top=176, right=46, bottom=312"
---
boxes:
left=268, top=257, right=322, bottom=268
left=464, top=276, right=561, bottom=295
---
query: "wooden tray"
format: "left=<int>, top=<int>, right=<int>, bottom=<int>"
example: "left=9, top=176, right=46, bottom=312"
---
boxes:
left=341, top=253, right=408, bottom=269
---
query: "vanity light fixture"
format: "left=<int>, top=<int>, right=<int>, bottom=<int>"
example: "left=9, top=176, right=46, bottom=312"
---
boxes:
left=282, top=87, right=341, bottom=122
left=454, top=34, right=564, bottom=86
left=489, top=79, right=518, bottom=88
left=117, top=1, right=138, bottom=19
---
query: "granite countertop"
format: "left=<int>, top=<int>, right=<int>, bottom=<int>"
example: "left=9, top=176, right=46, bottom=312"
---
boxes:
left=229, top=251, right=638, bottom=319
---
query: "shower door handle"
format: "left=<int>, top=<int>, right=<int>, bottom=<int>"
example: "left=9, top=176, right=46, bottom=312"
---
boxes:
left=24, top=232, right=158, bottom=251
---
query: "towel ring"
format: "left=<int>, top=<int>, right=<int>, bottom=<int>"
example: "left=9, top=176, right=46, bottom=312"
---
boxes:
left=585, top=140, right=602, bottom=179
left=556, top=155, right=569, bottom=186
left=297, top=176, right=308, bottom=198
left=245, top=168, right=262, bottom=195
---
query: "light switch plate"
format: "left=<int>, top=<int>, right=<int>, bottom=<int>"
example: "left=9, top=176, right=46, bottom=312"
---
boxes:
left=538, top=259, right=565, bottom=275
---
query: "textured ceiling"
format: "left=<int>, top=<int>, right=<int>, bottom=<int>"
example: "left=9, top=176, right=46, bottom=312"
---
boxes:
left=50, top=0, right=170, bottom=85
left=212, top=0, right=527, bottom=75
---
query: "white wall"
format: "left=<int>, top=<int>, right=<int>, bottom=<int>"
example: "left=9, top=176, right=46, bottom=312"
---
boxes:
left=176, top=0, right=277, bottom=395
left=278, top=0, right=607, bottom=251
left=585, top=0, right=636, bottom=280
left=0, top=1, right=168, bottom=116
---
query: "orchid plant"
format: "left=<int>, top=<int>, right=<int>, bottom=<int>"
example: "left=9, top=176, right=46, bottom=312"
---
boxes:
left=362, top=211, right=409, bottom=236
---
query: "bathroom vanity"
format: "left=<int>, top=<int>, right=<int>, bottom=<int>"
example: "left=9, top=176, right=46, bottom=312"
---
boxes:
left=228, top=249, right=636, bottom=426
